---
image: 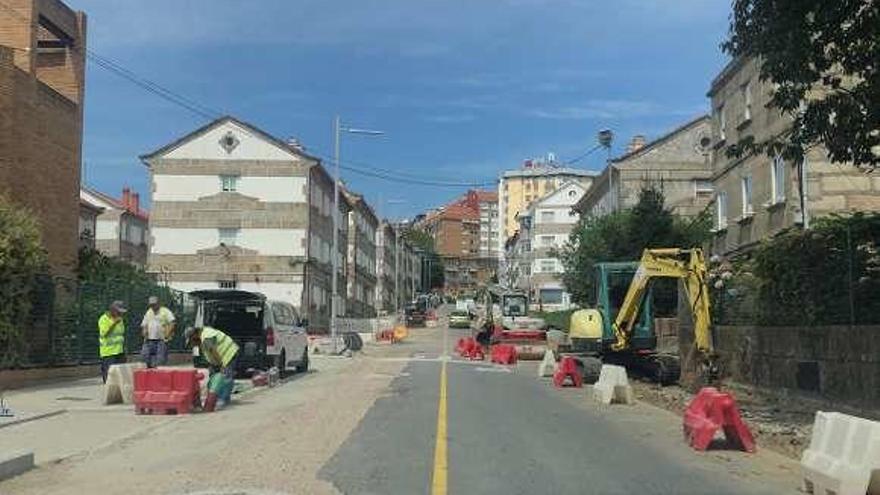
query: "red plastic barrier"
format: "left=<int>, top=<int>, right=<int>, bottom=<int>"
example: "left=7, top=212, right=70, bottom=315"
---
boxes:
left=683, top=387, right=756, bottom=453
left=458, top=337, right=484, bottom=360
left=133, top=369, right=202, bottom=415
left=490, top=344, right=517, bottom=365
left=553, top=356, right=582, bottom=388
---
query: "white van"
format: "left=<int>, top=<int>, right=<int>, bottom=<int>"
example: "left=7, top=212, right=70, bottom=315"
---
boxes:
left=191, top=290, right=309, bottom=377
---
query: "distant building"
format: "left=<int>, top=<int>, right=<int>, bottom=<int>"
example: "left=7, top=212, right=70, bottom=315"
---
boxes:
left=0, top=0, right=87, bottom=274
left=511, top=181, right=586, bottom=310
left=141, top=116, right=349, bottom=333
left=574, top=116, right=714, bottom=218
left=344, top=189, right=378, bottom=318
left=376, top=222, right=397, bottom=313
left=708, top=57, right=880, bottom=256
left=497, top=160, right=596, bottom=253
left=420, top=203, right=480, bottom=258
left=80, top=187, right=150, bottom=268
left=78, top=198, right=103, bottom=252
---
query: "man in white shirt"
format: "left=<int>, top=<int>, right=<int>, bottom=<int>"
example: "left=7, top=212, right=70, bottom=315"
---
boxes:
left=140, top=296, right=176, bottom=368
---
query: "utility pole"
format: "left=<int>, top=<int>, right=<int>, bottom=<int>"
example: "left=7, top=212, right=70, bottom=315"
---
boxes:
left=331, top=116, right=383, bottom=354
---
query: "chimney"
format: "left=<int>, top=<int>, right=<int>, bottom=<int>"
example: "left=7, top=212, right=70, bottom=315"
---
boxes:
left=626, top=135, right=647, bottom=154
left=132, top=193, right=140, bottom=214
left=122, top=187, right=131, bottom=209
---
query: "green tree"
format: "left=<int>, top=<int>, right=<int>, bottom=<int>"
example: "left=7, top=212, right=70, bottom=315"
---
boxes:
left=0, top=195, right=48, bottom=367
left=557, top=186, right=711, bottom=305
left=723, top=0, right=880, bottom=169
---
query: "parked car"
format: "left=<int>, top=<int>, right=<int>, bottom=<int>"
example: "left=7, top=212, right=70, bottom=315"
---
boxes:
left=190, top=290, right=309, bottom=377
left=448, top=310, right=471, bottom=329
left=405, top=303, right=426, bottom=327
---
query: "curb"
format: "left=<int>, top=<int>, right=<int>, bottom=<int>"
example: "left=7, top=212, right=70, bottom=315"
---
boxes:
left=0, top=409, right=67, bottom=430
left=0, top=451, right=34, bottom=481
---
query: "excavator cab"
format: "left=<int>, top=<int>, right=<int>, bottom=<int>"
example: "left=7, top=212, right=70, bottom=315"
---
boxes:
left=594, top=262, right=655, bottom=351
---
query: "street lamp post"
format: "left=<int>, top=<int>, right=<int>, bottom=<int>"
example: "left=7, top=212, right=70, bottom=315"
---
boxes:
left=332, top=116, right=383, bottom=354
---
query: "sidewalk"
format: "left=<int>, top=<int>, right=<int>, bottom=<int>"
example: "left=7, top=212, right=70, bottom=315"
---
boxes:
left=0, top=367, right=255, bottom=466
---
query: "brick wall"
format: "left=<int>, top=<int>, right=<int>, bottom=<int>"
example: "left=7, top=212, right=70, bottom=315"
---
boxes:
left=0, top=1, right=85, bottom=276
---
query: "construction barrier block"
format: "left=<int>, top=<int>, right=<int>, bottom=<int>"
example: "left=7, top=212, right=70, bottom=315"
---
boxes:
left=133, top=368, right=202, bottom=415
left=801, top=411, right=880, bottom=495
left=683, top=387, right=756, bottom=453
left=553, top=356, right=583, bottom=388
left=102, top=362, right=145, bottom=405
left=490, top=344, right=517, bottom=365
left=455, top=338, right=468, bottom=355
left=538, top=350, right=556, bottom=378
left=592, top=365, right=631, bottom=405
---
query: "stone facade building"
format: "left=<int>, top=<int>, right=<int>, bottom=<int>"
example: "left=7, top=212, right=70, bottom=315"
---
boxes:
left=80, top=186, right=149, bottom=267
left=708, top=57, right=880, bottom=256
left=0, top=0, right=86, bottom=274
left=376, top=222, right=397, bottom=313
left=574, top=116, right=714, bottom=218
left=344, top=189, right=378, bottom=318
left=511, top=181, right=585, bottom=310
left=142, top=116, right=348, bottom=333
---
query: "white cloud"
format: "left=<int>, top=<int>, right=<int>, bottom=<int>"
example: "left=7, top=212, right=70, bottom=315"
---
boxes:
left=526, top=99, right=703, bottom=120
left=422, top=114, right=477, bottom=124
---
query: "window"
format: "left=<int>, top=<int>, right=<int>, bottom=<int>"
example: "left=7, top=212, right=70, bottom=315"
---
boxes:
left=741, top=81, right=752, bottom=122
left=741, top=175, right=753, bottom=216
left=771, top=155, right=786, bottom=204
left=540, top=235, right=554, bottom=247
left=718, top=104, right=727, bottom=141
left=220, top=175, right=238, bottom=192
left=218, top=228, right=239, bottom=246
left=695, top=180, right=713, bottom=196
left=540, top=259, right=556, bottom=273
left=568, top=189, right=577, bottom=197
left=218, top=280, right=237, bottom=289
left=716, top=191, right=728, bottom=229
left=540, top=210, right=554, bottom=223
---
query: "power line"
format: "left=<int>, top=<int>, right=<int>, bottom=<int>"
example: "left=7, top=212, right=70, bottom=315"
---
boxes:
left=563, top=143, right=604, bottom=165
left=0, top=0, right=497, bottom=189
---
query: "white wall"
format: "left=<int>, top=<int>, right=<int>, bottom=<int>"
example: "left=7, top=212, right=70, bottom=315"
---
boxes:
left=151, top=228, right=306, bottom=256
left=532, top=258, right=562, bottom=274
left=168, top=281, right=304, bottom=310
left=96, top=219, right=117, bottom=240
left=153, top=175, right=306, bottom=203
left=539, top=183, right=586, bottom=207
left=163, top=121, right=299, bottom=161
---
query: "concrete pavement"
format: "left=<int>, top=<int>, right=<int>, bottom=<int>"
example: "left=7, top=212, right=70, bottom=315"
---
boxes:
left=0, top=320, right=802, bottom=494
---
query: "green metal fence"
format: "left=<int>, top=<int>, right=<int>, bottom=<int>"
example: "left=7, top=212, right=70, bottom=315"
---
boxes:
left=20, top=275, right=194, bottom=368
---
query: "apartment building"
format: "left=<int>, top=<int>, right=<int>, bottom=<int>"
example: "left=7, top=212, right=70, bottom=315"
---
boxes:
left=575, top=116, right=714, bottom=218
left=375, top=222, right=397, bottom=313
left=708, top=57, right=880, bottom=256
left=0, top=0, right=86, bottom=274
left=397, top=243, right=422, bottom=305
left=80, top=186, right=150, bottom=267
left=142, top=116, right=349, bottom=333
left=344, top=189, right=378, bottom=318
left=512, top=181, right=586, bottom=310
left=498, top=160, right=596, bottom=251
left=78, top=197, right=102, bottom=251
left=421, top=203, right=480, bottom=257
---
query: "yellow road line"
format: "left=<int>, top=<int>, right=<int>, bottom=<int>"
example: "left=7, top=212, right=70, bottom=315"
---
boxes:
left=431, top=359, right=448, bottom=495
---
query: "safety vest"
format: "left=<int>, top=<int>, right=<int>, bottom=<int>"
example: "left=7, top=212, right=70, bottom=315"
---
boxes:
left=200, top=327, right=240, bottom=367
left=97, top=312, right=125, bottom=358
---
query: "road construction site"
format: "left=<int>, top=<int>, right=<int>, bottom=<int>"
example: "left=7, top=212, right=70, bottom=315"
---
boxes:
left=0, top=314, right=813, bottom=495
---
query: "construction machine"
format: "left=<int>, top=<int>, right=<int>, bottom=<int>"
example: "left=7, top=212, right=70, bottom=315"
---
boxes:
left=564, top=248, right=716, bottom=384
left=472, top=287, right=549, bottom=359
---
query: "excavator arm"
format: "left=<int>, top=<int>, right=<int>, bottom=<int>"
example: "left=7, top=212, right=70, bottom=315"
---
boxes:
left=610, top=248, right=713, bottom=361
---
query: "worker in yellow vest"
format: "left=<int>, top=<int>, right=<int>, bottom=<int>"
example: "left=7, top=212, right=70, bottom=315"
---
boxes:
left=184, top=326, right=240, bottom=404
left=98, top=300, right=127, bottom=383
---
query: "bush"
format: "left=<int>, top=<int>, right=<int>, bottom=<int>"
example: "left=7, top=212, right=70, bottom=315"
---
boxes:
left=0, top=195, right=48, bottom=367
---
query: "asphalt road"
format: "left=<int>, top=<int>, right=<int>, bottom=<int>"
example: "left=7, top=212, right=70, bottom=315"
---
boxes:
left=320, top=323, right=800, bottom=495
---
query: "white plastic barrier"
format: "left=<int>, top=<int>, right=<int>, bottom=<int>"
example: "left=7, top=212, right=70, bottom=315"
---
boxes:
left=538, top=350, right=556, bottom=378
left=592, top=364, right=634, bottom=405
left=102, top=362, right=145, bottom=405
left=801, top=411, right=880, bottom=495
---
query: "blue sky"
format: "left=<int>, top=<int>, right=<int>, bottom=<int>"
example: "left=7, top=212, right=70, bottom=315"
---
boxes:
left=75, top=0, right=731, bottom=220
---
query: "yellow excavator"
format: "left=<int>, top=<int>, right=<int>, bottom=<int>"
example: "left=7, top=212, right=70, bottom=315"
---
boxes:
left=565, top=247, right=717, bottom=384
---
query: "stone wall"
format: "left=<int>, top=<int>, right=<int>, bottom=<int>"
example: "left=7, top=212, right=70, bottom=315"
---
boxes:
left=712, top=325, right=880, bottom=408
